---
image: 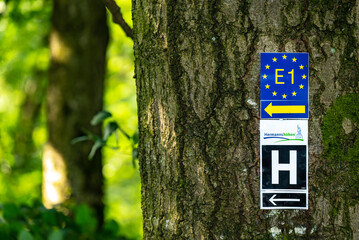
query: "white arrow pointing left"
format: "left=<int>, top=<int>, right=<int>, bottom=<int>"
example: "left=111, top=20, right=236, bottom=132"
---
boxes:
left=269, top=194, right=300, bottom=206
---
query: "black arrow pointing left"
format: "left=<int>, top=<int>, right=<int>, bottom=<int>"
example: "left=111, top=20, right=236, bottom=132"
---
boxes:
left=262, top=193, right=306, bottom=208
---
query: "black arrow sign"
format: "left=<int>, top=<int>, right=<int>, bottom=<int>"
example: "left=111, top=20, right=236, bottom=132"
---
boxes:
left=262, top=193, right=306, bottom=208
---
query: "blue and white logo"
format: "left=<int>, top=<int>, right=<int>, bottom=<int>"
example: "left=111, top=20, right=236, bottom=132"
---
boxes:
left=295, top=125, right=303, bottom=140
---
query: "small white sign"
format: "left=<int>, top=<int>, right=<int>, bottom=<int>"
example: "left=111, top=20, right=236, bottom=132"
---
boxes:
left=260, top=120, right=308, bottom=210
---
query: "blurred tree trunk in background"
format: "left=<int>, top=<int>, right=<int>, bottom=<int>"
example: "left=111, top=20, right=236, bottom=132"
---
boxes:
left=133, top=0, right=359, bottom=239
left=13, top=69, right=46, bottom=171
left=43, top=0, right=109, bottom=222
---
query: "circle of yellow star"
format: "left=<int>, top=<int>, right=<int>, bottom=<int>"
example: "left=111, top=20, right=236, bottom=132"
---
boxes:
left=292, top=57, right=297, bottom=62
left=299, top=84, right=304, bottom=89
left=299, top=65, right=304, bottom=69
left=272, top=57, right=277, bottom=62
left=263, top=74, right=267, bottom=79
left=282, top=55, right=287, bottom=60
left=282, top=94, right=287, bottom=99
left=302, top=74, right=307, bottom=79
left=272, top=91, right=277, bottom=96
left=265, top=64, right=270, bottom=69
left=292, top=91, right=297, bottom=96
left=265, top=84, right=270, bottom=89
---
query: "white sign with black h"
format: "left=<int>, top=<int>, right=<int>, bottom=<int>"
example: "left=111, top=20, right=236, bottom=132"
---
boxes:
left=260, top=120, right=308, bottom=210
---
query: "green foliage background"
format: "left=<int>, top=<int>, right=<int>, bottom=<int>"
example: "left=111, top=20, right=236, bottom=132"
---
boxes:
left=0, top=0, right=141, bottom=238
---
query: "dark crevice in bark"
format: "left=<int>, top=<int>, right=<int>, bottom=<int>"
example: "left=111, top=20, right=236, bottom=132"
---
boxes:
left=241, top=5, right=260, bottom=230
left=151, top=100, right=161, bottom=236
left=204, top=0, right=230, bottom=237
left=167, top=1, right=187, bottom=238
left=207, top=0, right=221, bottom=230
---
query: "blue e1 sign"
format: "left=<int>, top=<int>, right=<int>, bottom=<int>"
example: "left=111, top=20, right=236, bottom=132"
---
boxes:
left=260, top=53, right=309, bottom=119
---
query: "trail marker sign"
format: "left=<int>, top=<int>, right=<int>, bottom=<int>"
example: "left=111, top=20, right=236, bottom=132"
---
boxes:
left=260, top=53, right=309, bottom=119
left=260, top=120, right=308, bottom=209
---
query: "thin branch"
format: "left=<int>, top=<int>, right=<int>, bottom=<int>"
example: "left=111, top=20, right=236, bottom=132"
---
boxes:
left=102, top=0, right=133, bottom=39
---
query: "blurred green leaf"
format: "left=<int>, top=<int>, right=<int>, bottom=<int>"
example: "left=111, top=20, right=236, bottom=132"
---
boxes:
left=132, top=131, right=139, bottom=145
left=90, top=111, right=112, bottom=126
left=71, top=136, right=90, bottom=144
left=0, top=202, right=129, bottom=239
left=74, top=205, right=97, bottom=234
left=103, top=219, right=119, bottom=235
left=40, top=209, right=58, bottom=227
left=118, top=125, right=131, bottom=140
left=8, top=221, right=24, bottom=234
left=18, top=230, right=34, bottom=240
left=103, top=121, right=119, bottom=140
left=3, top=203, right=21, bottom=220
left=132, top=148, right=138, bottom=168
left=88, top=139, right=104, bottom=159
left=114, top=131, right=119, bottom=146
left=48, top=230, right=63, bottom=240
left=81, top=129, right=101, bottom=142
left=0, top=222, right=10, bottom=238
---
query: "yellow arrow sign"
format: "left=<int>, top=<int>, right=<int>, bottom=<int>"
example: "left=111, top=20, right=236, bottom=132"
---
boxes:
left=264, top=102, right=305, bottom=117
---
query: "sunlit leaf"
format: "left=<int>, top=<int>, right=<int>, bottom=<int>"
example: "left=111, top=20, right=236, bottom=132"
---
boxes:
left=90, top=111, right=112, bottom=126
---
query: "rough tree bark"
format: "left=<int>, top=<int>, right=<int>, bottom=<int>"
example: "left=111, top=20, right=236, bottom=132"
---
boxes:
left=133, top=0, right=359, bottom=239
left=43, top=0, right=109, bottom=222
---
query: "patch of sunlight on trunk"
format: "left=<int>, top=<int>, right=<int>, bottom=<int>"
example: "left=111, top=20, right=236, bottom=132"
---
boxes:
left=50, top=31, right=72, bottom=63
left=42, top=144, right=69, bottom=208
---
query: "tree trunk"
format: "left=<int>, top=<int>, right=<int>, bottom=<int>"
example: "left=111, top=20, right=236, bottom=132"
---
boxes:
left=133, top=0, right=359, bottom=239
left=43, top=0, right=109, bottom=222
left=14, top=69, right=46, bottom=172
